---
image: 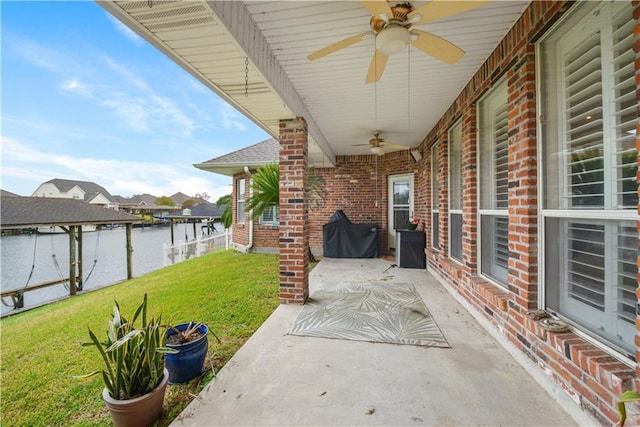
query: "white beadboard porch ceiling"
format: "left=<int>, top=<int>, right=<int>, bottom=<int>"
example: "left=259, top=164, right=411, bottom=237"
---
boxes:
left=99, top=0, right=530, bottom=167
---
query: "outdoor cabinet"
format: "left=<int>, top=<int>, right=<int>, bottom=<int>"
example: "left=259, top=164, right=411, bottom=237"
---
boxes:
left=396, top=230, right=426, bottom=269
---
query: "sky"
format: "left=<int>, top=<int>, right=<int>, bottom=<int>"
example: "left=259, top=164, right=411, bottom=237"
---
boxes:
left=1, top=1, right=270, bottom=202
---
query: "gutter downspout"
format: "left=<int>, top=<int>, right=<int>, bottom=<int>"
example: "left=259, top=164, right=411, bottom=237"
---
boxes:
left=236, top=166, right=254, bottom=253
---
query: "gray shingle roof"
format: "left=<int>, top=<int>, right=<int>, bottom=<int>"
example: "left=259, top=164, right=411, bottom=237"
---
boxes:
left=1, top=197, right=141, bottom=229
left=1, top=189, right=22, bottom=197
left=44, top=179, right=115, bottom=203
left=201, top=139, right=278, bottom=165
left=166, top=203, right=224, bottom=219
left=194, top=139, right=278, bottom=177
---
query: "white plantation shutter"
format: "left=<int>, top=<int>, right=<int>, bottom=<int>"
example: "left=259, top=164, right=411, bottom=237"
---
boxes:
left=431, top=143, right=440, bottom=250
left=616, top=224, right=637, bottom=325
left=566, top=222, right=605, bottom=311
left=449, top=121, right=463, bottom=262
left=494, top=103, right=509, bottom=209
left=542, top=1, right=637, bottom=356
left=612, top=12, right=637, bottom=209
left=563, top=30, right=604, bottom=208
left=479, top=79, right=509, bottom=286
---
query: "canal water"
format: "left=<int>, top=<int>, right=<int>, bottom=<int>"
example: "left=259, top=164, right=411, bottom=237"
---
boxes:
left=0, top=224, right=200, bottom=316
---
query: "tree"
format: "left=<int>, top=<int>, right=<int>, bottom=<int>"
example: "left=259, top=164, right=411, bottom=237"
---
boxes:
left=216, top=194, right=232, bottom=229
left=194, top=192, right=210, bottom=201
left=182, top=199, right=195, bottom=208
left=155, top=196, right=175, bottom=206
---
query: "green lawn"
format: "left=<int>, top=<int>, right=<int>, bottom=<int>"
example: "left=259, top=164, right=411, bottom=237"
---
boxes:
left=0, top=250, right=279, bottom=426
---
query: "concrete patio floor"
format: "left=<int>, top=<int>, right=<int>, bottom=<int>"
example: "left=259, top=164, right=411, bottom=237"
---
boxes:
left=171, top=258, right=591, bottom=426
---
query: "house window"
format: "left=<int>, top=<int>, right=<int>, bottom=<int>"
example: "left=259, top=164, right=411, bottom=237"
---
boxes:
left=541, top=1, right=637, bottom=356
left=478, top=79, right=509, bottom=287
left=260, top=205, right=280, bottom=225
left=448, top=121, right=463, bottom=263
left=237, top=178, right=245, bottom=224
left=431, top=143, right=440, bottom=250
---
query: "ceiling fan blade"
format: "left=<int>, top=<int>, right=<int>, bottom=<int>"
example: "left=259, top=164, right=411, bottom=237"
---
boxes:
left=360, top=0, right=393, bottom=18
left=365, top=50, right=389, bottom=83
left=410, top=30, right=464, bottom=64
left=408, top=0, right=492, bottom=26
left=382, top=142, right=411, bottom=150
left=308, top=32, right=370, bottom=61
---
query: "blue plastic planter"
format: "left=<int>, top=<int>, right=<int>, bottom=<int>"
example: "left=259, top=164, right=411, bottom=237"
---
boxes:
left=165, top=323, right=209, bottom=384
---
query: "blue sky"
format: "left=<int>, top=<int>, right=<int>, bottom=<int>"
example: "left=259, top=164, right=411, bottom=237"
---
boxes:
left=1, top=1, right=270, bottom=201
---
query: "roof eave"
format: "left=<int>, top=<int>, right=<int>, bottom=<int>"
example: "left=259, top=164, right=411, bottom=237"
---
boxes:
left=194, top=161, right=273, bottom=177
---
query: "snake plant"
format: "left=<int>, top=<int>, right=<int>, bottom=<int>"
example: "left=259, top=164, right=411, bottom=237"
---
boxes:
left=76, top=294, right=177, bottom=400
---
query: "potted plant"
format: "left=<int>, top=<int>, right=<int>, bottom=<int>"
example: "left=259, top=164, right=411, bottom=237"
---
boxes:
left=76, top=294, right=177, bottom=427
left=165, top=322, right=221, bottom=384
left=405, top=217, right=420, bottom=230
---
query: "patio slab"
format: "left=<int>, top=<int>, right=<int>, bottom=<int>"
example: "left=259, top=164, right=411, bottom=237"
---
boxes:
left=171, top=258, right=581, bottom=426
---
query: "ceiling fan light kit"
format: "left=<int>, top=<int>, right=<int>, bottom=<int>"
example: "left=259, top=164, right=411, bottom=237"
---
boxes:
left=376, top=25, right=410, bottom=56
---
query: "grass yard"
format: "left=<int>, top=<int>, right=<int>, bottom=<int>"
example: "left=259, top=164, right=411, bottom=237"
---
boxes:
left=0, top=250, right=279, bottom=426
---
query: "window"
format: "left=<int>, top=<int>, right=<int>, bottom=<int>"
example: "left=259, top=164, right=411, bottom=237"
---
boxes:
left=479, top=79, right=509, bottom=287
left=237, top=178, right=245, bottom=224
left=449, top=121, right=463, bottom=263
left=431, top=143, right=440, bottom=250
left=260, top=205, right=280, bottom=225
left=541, top=1, right=637, bottom=356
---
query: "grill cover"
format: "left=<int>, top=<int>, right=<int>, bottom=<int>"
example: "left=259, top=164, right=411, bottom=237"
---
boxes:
left=322, top=210, right=378, bottom=258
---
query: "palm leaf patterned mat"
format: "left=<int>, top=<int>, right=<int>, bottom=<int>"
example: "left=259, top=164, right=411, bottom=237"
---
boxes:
left=288, top=281, right=450, bottom=348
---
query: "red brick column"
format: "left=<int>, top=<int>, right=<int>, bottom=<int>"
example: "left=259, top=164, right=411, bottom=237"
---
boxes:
left=279, top=117, right=309, bottom=304
left=506, top=44, right=538, bottom=315
left=461, top=105, right=478, bottom=280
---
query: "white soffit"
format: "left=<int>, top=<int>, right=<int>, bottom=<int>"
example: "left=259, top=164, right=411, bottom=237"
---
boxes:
left=100, top=0, right=531, bottom=163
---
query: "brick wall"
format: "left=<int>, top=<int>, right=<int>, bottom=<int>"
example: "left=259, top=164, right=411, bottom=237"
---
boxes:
left=421, top=1, right=639, bottom=424
left=308, top=151, right=416, bottom=254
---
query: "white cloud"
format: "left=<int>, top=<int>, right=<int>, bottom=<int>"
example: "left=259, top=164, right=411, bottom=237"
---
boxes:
left=61, top=78, right=93, bottom=97
left=1, top=136, right=228, bottom=199
left=106, top=14, right=144, bottom=47
left=10, top=35, right=67, bottom=73
left=218, top=101, right=248, bottom=132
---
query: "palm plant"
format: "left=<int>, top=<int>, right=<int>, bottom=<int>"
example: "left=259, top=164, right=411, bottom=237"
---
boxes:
left=246, top=162, right=326, bottom=219
left=618, top=390, right=640, bottom=427
left=247, top=162, right=280, bottom=219
left=215, top=194, right=232, bottom=229
left=76, top=294, right=176, bottom=400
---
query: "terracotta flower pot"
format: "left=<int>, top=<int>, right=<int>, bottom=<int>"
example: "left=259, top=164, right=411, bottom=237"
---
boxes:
left=102, top=369, right=168, bottom=427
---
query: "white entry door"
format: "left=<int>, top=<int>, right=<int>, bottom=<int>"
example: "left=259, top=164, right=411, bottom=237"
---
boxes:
left=388, top=174, right=414, bottom=249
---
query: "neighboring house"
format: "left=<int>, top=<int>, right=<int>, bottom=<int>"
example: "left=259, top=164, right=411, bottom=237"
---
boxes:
left=110, top=1, right=639, bottom=424
left=195, top=138, right=280, bottom=253
left=1, top=189, right=22, bottom=197
left=32, top=179, right=117, bottom=209
left=169, top=192, right=207, bottom=207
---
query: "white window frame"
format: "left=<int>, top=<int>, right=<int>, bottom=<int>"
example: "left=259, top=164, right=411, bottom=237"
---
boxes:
left=237, top=178, right=245, bottom=224
left=260, top=205, right=280, bottom=226
left=478, top=78, right=509, bottom=288
left=431, top=143, right=440, bottom=250
left=538, top=0, right=637, bottom=360
left=448, top=120, right=463, bottom=264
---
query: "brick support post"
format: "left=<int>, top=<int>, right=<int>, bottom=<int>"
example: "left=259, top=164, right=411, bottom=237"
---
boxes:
left=461, top=105, right=478, bottom=280
left=279, top=117, right=309, bottom=304
left=506, top=44, right=538, bottom=314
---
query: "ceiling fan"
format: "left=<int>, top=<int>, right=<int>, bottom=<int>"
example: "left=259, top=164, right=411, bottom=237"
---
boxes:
left=308, top=0, right=491, bottom=83
left=355, top=131, right=410, bottom=155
